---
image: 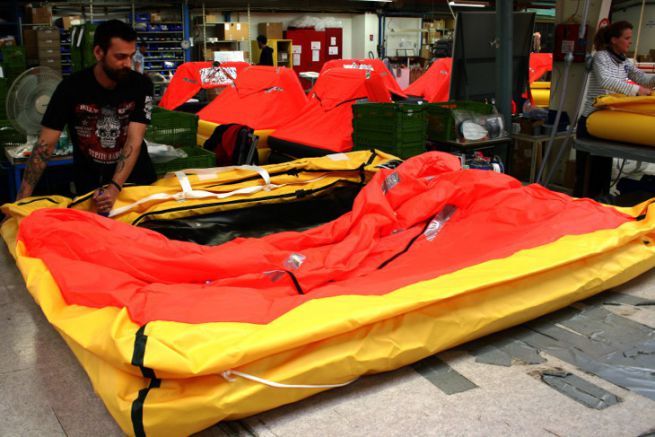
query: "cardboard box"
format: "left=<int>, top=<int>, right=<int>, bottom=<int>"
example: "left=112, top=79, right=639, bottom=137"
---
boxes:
left=39, top=57, right=61, bottom=71
left=36, top=27, right=60, bottom=43
left=62, top=16, right=82, bottom=30
left=23, top=29, right=38, bottom=59
left=420, top=47, right=432, bottom=59
left=215, top=22, right=249, bottom=41
left=205, top=15, right=222, bottom=24
left=38, top=47, right=60, bottom=58
left=257, top=22, right=283, bottom=40
left=25, top=5, right=52, bottom=24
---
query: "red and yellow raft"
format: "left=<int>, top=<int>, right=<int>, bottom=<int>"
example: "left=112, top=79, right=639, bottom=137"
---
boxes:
left=2, top=151, right=655, bottom=436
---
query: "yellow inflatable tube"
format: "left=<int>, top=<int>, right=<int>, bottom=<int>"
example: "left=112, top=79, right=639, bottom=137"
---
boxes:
left=530, top=81, right=550, bottom=107
left=587, top=94, right=655, bottom=146
left=3, top=150, right=393, bottom=226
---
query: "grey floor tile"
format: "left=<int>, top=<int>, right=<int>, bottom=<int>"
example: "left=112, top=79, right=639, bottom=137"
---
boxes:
left=0, top=367, right=66, bottom=437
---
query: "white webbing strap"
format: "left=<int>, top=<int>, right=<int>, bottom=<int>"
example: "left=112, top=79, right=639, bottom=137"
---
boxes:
left=175, top=170, right=194, bottom=194
left=176, top=165, right=272, bottom=186
left=108, top=168, right=327, bottom=218
left=221, top=369, right=357, bottom=389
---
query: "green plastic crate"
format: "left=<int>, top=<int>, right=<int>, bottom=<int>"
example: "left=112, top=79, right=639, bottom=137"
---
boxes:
left=352, top=102, right=427, bottom=158
left=153, top=146, right=215, bottom=176
left=146, top=107, right=199, bottom=148
left=426, top=101, right=494, bottom=142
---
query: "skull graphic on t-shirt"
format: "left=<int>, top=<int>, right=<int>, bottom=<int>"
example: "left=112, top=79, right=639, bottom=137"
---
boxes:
left=96, top=107, right=121, bottom=149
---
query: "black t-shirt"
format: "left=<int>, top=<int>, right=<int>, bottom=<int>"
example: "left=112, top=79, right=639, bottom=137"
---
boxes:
left=42, top=67, right=157, bottom=194
left=259, top=46, right=274, bottom=66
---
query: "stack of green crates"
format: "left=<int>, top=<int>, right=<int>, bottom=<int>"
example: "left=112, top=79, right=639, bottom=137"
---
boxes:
left=0, top=46, right=27, bottom=87
left=352, top=102, right=427, bottom=159
left=145, top=107, right=214, bottom=175
left=426, top=101, right=494, bottom=142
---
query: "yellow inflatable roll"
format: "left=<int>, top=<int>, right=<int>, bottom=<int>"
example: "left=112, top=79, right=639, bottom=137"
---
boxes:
left=197, top=119, right=273, bottom=163
left=587, top=95, right=655, bottom=147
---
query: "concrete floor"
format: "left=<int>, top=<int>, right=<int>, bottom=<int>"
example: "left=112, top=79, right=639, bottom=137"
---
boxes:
left=1, top=239, right=654, bottom=437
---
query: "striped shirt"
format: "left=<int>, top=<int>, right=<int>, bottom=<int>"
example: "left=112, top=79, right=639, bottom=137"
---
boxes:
left=582, top=50, right=655, bottom=117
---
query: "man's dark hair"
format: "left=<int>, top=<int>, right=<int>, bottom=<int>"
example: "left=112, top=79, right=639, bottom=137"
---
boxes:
left=93, top=19, right=137, bottom=52
left=257, top=35, right=267, bottom=45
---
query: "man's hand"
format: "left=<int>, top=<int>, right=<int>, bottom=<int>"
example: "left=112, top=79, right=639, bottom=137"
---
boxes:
left=93, top=184, right=120, bottom=215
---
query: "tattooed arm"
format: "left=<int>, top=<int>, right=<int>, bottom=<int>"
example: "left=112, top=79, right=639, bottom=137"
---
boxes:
left=94, top=122, right=147, bottom=213
left=16, top=127, right=61, bottom=200
left=112, top=121, right=147, bottom=187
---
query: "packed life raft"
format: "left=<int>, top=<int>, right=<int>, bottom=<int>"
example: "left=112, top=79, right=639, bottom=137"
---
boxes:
left=3, top=151, right=655, bottom=437
left=158, top=61, right=250, bottom=111
left=587, top=94, right=655, bottom=147
left=268, top=68, right=401, bottom=156
left=196, top=66, right=308, bottom=151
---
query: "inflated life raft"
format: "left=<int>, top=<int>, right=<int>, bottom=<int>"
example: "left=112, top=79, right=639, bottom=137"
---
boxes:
left=587, top=95, right=655, bottom=146
left=2, top=151, right=655, bottom=436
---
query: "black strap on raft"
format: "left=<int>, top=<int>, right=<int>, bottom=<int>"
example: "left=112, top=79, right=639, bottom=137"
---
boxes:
left=130, top=324, right=161, bottom=437
left=285, top=270, right=305, bottom=295
left=377, top=219, right=432, bottom=270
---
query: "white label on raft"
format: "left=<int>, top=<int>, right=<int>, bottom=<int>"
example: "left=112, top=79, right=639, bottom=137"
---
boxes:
left=382, top=172, right=400, bottom=194
left=424, top=204, right=457, bottom=241
left=327, top=153, right=348, bottom=161
left=284, top=253, right=306, bottom=270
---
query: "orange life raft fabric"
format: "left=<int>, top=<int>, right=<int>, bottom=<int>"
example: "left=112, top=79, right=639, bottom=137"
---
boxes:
left=196, top=66, right=308, bottom=129
left=18, top=152, right=632, bottom=326
left=158, top=61, right=250, bottom=110
left=404, top=57, right=452, bottom=102
left=268, top=68, right=393, bottom=153
left=320, top=59, right=406, bottom=97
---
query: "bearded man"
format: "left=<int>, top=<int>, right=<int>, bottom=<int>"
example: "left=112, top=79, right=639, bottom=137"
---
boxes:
left=17, top=20, right=156, bottom=214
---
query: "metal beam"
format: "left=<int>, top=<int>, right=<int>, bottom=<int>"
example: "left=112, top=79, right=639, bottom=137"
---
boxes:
left=495, top=0, right=513, bottom=129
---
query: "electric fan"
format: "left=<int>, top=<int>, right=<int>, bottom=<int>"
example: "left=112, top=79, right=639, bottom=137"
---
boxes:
left=6, top=66, right=62, bottom=145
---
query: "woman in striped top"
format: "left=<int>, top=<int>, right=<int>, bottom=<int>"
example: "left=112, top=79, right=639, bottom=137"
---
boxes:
left=575, top=20, right=655, bottom=199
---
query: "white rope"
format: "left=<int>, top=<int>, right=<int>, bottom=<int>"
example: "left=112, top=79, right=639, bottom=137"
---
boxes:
left=221, top=369, right=357, bottom=389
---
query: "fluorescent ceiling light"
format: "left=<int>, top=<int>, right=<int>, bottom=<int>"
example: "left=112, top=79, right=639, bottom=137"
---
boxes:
left=449, top=1, right=487, bottom=7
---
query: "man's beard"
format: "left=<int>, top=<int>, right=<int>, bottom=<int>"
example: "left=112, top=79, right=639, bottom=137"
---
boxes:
left=101, top=59, right=130, bottom=82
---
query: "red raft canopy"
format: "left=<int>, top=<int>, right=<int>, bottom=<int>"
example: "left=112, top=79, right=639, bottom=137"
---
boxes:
left=403, top=57, right=452, bottom=103
left=320, top=59, right=406, bottom=97
left=196, top=66, right=308, bottom=130
left=158, top=61, right=250, bottom=110
left=268, top=68, right=398, bottom=155
left=404, top=53, right=553, bottom=102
